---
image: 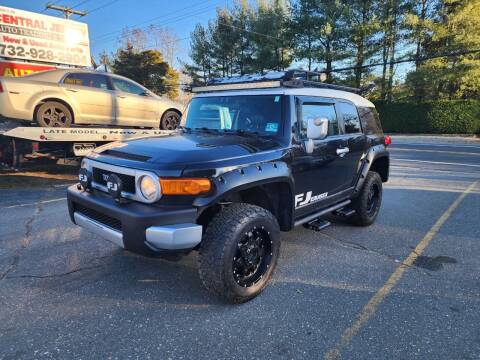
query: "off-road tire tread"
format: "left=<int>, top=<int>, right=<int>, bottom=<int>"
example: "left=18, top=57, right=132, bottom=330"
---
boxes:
left=197, top=203, right=279, bottom=303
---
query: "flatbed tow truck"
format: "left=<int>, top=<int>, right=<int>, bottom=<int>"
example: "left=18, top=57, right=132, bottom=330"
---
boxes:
left=0, top=122, right=171, bottom=168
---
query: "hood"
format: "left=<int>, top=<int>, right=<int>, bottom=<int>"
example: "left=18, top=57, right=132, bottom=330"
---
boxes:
left=91, top=131, right=286, bottom=172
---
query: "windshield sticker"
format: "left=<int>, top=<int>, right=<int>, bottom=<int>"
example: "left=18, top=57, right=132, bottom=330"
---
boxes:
left=265, top=123, right=279, bottom=132
left=274, top=96, right=280, bottom=102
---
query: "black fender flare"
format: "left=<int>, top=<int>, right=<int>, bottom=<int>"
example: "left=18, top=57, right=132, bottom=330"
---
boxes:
left=353, top=144, right=389, bottom=196
left=193, top=161, right=294, bottom=209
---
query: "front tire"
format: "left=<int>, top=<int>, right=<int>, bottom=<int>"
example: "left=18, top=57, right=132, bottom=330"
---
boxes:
left=198, top=203, right=281, bottom=303
left=160, top=110, right=180, bottom=130
left=36, top=101, right=73, bottom=127
left=350, top=171, right=383, bottom=226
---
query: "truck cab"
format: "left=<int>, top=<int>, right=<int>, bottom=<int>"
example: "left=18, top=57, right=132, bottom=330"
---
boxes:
left=67, top=70, right=390, bottom=303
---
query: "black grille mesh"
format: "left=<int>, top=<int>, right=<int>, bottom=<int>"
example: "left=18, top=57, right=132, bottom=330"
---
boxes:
left=92, top=167, right=136, bottom=194
left=75, top=204, right=122, bottom=231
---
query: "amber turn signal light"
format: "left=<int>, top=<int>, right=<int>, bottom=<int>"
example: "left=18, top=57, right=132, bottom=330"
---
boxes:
left=160, top=178, right=212, bottom=195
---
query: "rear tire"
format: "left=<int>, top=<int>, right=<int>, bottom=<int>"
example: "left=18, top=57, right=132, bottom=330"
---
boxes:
left=198, top=203, right=281, bottom=303
left=349, top=171, right=383, bottom=226
left=160, top=110, right=180, bottom=130
left=36, top=101, right=73, bottom=127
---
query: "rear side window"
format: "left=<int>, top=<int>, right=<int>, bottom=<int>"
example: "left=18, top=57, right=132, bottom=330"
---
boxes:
left=357, top=107, right=384, bottom=135
left=338, top=102, right=362, bottom=133
left=111, top=77, right=145, bottom=95
left=64, top=73, right=109, bottom=90
left=300, top=103, right=339, bottom=137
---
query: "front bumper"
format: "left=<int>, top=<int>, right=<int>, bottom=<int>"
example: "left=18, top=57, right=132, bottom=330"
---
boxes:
left=67, top=185, right=202, bottom=253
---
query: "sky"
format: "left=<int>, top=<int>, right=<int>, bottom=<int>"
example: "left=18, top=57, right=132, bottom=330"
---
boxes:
left=1, top=0, right=411, bottom=80
left=1, top=0, right=226, bottom=67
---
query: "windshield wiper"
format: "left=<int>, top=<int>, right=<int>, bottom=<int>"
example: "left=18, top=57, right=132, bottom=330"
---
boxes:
left=226, top=129, right=263, bottom=137
left=194, top=127, right=220, bottom=133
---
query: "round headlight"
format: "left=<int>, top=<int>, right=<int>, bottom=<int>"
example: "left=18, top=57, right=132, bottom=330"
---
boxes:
left=139, top=175, right=158, bottom=201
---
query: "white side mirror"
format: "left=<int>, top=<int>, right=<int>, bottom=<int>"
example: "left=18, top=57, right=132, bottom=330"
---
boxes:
left=307, top=117, right=329, bottom=140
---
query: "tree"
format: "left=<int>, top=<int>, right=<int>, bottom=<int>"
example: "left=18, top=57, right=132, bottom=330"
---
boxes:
left=316, top=0, right=349, bottom=82
left=112, top=45, right=180, bottom=99
left=188, top=24, right=214, bottom=84
left=250, top=0, right=292, bottom=72
left=289, top=0, right=320, bottom=71
left=231, top=0, right=253, bottom=74
left=404, top=0, right=480, bottom=100
left=345, top=0, right=380, bottom=88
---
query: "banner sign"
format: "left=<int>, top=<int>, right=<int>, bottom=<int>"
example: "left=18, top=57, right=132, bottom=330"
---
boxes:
left=4, top=127, right=172, bottom=142
left=0, top=6, right=90, bottom=67
left=0, top=60, right=55, bottom=77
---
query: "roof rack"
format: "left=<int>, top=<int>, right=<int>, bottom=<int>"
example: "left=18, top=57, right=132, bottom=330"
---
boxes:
left=192, top=69, right=361, bottom=94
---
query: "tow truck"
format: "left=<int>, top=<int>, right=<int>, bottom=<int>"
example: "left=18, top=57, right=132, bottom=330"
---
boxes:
left=0, top=121, right=172, bottom=168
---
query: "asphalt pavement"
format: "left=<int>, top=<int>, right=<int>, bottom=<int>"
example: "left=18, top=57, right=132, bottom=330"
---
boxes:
left=0, top=137, right=479, bottom=360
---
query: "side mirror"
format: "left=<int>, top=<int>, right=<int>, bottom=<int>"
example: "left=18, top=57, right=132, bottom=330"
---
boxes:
left=307, top=117, right=329, bottom=140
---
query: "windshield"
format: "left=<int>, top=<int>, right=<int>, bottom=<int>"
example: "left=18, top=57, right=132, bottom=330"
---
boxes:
left=184, top=95, right=283, bottom=136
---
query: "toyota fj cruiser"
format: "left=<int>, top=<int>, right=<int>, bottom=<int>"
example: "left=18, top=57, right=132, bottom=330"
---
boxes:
left=67, top=70, right=390, bottom=303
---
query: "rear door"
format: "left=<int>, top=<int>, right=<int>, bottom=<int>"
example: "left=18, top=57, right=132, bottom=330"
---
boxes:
left=110, top=76, right=160, bottom=127
left=61, top=73, right=114, bottom=124
left=291, top=97, right=351, bottom=217
left=337, top=101, right=368, bottom=187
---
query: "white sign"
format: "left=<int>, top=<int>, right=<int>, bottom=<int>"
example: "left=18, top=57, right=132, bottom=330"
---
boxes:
left=4, top=127, right=172, bottom=142
left=0, top=6, right=90, bottom=67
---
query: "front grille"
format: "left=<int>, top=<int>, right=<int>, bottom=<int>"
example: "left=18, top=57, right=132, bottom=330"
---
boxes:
left=75, top=204, right=122, bottom=231
left=92, top=167, right=136, bottom=194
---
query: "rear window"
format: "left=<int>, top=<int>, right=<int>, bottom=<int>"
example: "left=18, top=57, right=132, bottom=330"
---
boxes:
left=358, top=107, right=383, bottom=135
left=64, top=73, right=110, bottom=90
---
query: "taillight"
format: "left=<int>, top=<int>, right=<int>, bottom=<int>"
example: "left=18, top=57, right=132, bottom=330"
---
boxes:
left=384, top=135, right=392, bottom=146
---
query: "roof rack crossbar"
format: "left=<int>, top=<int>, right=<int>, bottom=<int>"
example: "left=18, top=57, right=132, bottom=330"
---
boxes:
left=194, top=69, right=361, bottom=94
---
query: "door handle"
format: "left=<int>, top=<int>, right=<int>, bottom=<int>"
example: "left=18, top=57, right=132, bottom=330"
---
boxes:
left=117, top=95, right=126, bottom=99
left=66, top=89, right=78, bottom=93
left=336, top=147, right=350, bottom=156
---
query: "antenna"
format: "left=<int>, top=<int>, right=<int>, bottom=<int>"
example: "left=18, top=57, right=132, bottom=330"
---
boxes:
left=45, top=3, right=87, bottom=19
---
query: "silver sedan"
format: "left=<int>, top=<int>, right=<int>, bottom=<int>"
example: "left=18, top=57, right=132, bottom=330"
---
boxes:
left=0, top=69, right=182, bottom=129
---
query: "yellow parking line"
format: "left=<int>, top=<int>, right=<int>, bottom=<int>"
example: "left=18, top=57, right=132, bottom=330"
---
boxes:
left=324, top=180, right=479, bottom=360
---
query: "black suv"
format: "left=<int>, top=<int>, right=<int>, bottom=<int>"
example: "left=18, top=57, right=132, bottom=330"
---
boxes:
left=67, top=71, right=390, bottom=303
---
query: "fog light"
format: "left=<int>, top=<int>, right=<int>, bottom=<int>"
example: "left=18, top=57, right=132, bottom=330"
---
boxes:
left=78, top=168, right=91, bottom=190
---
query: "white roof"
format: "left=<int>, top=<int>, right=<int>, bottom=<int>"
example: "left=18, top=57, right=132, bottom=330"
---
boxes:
left=193, top=87, right=374, bottom=108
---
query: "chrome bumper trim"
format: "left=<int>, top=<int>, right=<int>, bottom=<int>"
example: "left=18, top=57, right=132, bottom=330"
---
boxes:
left=146, top=223, right=202, bottom=250
left=74, top=212, right=124, bottom=248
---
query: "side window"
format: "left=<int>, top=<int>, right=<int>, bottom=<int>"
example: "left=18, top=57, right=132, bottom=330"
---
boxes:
left=63, top=73, right=109, bottom=90
left=300, top=103, right=339, bottom=137
left=357, top=106, right=383, bottom=135
left=111, top=77, right=145, bottom=95
left=338, top=102, right=362, bottom=134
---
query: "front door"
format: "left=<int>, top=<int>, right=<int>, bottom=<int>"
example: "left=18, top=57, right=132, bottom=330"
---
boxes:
left=110, top=77, right=160, bottom=127
left=291, top=97, right=351, bottom=218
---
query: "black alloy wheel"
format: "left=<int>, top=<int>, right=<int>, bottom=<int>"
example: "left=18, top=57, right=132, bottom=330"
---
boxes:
left=160, top=110, right=181, bottom=130
left=233, top=226, right=273, bottom=288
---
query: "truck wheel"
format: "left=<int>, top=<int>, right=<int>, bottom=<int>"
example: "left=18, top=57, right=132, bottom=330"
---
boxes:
left=36, top=101, right=73, bottom=127
left=350, top=171, right=383, bottom=226
left=160, top=110, right=180, bottom=130
left=198, top=203, right=281, bottom=303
